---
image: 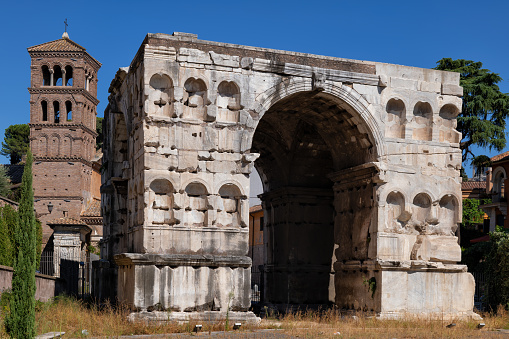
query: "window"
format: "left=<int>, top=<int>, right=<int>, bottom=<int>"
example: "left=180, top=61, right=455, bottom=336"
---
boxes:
left=65, top=101, right=72, bottom=121
left=53, top=101, right=60, bottom=123
left=65, top=66, right=73, bottom=86
left=41, top=101, right=48, bottom=121
left=42, top=66, right=50, bottom=86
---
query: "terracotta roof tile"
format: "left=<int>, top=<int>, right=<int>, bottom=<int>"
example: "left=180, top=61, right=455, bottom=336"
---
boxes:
left=47, top=217, right=87, bottom=226
left=81, top=199, right=101, bottom=217
left=461, top=181, right=486, bottom=190
left=28, top=38, right=87, bottom=52
left=491, top=150, right=509, bottom=163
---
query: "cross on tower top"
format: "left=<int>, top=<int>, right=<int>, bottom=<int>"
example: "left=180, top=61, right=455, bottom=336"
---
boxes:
left=64, top=18, right=68, bottom=33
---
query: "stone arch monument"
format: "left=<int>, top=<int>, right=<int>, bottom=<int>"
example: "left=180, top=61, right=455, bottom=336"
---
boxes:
left=98, top=32, right=477, bottom=321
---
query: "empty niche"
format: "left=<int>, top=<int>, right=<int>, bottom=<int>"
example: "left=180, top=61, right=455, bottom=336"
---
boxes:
left=183, top=182, right=209, bottom=226
left=49, top=134, right=60, bottom=157
left=61, top=135, right=72, bottom=157
left=217, top=81, right=241, bottom=123
left=216, top=184, right=243, bottom=227
left=149, top=74, right=173, bottom=117
left=438, top=195, right=459, bottom=235
left=386, top=191, right=408, bottom=231
left=438, top=104, right=461, bottom=143
left=412, top=193, right=432, bottom=230
left=412, top=102, right=432, bottom=141
left=386, top=99, right=405, bottom=138
left=149, top=179, right=174, bottom=225
left=38, top=135, right=48, bottom=157
left=183, top=78, right=207, bottom=120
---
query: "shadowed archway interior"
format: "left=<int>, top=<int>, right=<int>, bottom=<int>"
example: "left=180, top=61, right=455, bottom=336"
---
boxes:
left=252, top=91, right=377, bottom=306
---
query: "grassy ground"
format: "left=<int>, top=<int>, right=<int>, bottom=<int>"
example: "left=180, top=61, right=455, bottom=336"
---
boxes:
left=1, top=296, right=509, bottom=338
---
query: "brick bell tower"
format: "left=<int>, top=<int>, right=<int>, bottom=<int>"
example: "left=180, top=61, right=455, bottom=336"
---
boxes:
left=28, top=32, right=101, bottom=247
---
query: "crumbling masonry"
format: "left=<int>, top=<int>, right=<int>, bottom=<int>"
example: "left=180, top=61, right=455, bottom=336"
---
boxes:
left=98, top=32, right=476, bottom=321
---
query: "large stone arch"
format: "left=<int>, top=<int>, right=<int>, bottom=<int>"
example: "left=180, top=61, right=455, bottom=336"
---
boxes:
left=248, top=79, right=387, bottom=308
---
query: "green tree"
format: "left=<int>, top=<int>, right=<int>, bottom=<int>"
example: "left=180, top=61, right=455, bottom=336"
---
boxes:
left=0, top=165, right=11, bottom=197
left=1, top=124, right=30, bottom=165
left=6, top=150, right=36, bottom=338
left=434, top=59, right=509, bottom=164
left=0, top=210, right=13, bottom=266
left=96, top=117, right=103, bottom=151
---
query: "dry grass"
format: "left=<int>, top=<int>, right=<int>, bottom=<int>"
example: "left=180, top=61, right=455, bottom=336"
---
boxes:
left=0, top=297, right=508, bottom=338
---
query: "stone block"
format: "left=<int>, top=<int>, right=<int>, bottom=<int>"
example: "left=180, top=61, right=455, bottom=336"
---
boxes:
left=177, top=150, right=198, bottom=171
left=209, top=51, right=240, bottom=68
left=442, top=83, right=463, bottom=96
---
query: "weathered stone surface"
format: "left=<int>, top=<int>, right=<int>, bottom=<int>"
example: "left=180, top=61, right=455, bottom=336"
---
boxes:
left=99, top=32, right=474, bottom=321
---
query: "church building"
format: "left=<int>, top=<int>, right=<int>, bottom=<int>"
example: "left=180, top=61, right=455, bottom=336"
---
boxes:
left=27, top=32, right=102, bottom=277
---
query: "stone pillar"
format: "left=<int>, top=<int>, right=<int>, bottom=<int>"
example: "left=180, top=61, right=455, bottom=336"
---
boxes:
left=260, top=187, right=334, bottom=307
left=62, top=70, right=66, bottom=87
left=49, top=69, right=54, bottom=86
left=48, top=220, right=91, bottom=295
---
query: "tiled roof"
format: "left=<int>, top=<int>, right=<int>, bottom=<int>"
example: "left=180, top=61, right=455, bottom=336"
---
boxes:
left=28, top=38, right=87, bottom=52
left=461, top=181, right=486, bottom=191
left=47, top=217, right=87, bottom=226
left=249, top=204, right=263, bottom=213
left=81, top=199, right=101, bottom=217
left=491, top=150, right=509, bottom=163
left=3, top=164, right=24, bottom=184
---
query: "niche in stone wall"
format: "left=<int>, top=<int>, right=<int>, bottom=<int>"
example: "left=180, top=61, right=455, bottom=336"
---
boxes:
left=386, top=191, right=409, bottom=231
left=217, top=81, right=241, bottom=123
left=216, top=184, right=243, bottom=227
left=386, top=99, right=405, bottom=138
left=149, top=74, right=173, bottom=117
left=149, top=179, right=174, bottom=225
left=438, top=104, right=461, bottom=143
left=412, top=102, right=432, bottom=141
left=438, top=194, right=459, bottom=235
left=183, top=78, right=207, bottom=120
left=183, top=182, right=209, bottom=226
left=412, top=193, right=434, bottom=231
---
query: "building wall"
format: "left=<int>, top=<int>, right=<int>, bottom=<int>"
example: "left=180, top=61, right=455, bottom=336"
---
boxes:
left=249, top=208, right=264, bottom=269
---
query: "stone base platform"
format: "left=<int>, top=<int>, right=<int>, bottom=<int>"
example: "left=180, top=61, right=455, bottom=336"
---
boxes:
left=128, top=311, right=261, bottom=324
left=377, top=310, right=482, bottom=321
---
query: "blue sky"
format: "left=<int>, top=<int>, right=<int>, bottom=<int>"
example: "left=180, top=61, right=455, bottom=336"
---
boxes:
left=1, top=0, right=507, bottom=181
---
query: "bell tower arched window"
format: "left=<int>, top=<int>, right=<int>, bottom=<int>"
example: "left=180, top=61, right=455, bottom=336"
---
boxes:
left=65, top=66, right=73, bottom=86
left=53, top=66, right=63, bottom=86
left=65, top=101, right=72, bottom=121
left=53, top=101, right=60, bottom=123
left=42, top=66, right=50, bottom=86
left=41, top=101, right=48, bottom=121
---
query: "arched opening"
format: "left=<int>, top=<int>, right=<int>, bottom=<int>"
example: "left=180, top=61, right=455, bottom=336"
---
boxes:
left=65, top=66, right=73, bottom=86
left=217, top=81, right=241, bottom=123
left=148, top=74, right=173, bottom=117
left=183, top=77, right=207, bottom=120
left=493, top=169, right=506, bottom=202
left=65, top=101, right=72, bottom=121
left=53, top=101, right=60, bottom=123
left=183, top=182, right=209, bottom=227
left=149, top=179, right=174, bottom=225
left=386, top=98, right=405, bottom=138
left=251, top=90, right=378, bottom=308
left=53, top=65, right=63, bottom=86
left=412, top=102, right=432, bottom=141
left=217, top=184, right=244, bottom=227
left=42, top=66, right=51, bottom=86
left=41, top=101, right=48, bottom=121
left=438, top=104, right=460, bottom=143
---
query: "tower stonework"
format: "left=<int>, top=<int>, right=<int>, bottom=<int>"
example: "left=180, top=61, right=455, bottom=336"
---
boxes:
left=28, top=33, right=101, bottom=246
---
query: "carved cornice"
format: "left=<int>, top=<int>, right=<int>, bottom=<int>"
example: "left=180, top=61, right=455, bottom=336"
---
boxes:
left=33, top=156, right=94, bottom=167
left=114, top=253, right=252, bottom=268
left=29, top=122, right=98, bottom=137
left=28, top=87, right=100, bottom=105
